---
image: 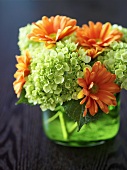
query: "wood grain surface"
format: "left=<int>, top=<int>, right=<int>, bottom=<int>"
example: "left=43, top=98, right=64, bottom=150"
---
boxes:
left=0, top=1, right=127, bottom=169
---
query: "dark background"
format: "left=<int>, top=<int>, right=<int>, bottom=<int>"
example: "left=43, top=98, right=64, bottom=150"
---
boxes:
left=0, top=0, right=127, bottom=170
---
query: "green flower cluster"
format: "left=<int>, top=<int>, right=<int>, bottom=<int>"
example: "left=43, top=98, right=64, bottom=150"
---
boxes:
left=18, top=25, right=91, bottom=111
left=97, top=38, right=127, bottom=89
left=18, top=24, right=42, bottom=55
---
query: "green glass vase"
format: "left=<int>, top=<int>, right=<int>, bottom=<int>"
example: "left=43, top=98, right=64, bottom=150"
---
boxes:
left=42, top=95, right=120, bottom=147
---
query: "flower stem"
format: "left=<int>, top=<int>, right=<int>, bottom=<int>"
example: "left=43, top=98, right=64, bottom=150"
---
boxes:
left=58, top=111, right=68, bottom=140
left=68, top=122, right=77, bottom=134
left=46, top=112, right=59, bottom=123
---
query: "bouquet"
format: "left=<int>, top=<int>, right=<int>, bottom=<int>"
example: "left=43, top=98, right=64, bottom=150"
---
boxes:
left=13, top=15, right=127, bottom=131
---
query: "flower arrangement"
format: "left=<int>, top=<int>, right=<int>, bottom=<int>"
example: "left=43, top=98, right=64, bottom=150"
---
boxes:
left=13, top=15, right=127, bottom=132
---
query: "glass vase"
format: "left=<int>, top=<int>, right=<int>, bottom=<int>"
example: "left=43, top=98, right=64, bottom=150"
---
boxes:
left=42, top=95, right=120, bottom=147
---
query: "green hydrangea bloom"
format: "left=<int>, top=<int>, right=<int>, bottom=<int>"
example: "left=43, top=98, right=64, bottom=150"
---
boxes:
left=18, top=23, right=44, bottom=55
left=18, top=25, right=91, bottom=111
left=97, top=39, right=127, bottom=89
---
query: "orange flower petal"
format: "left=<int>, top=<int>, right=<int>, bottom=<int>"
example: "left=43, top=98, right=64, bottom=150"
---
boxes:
left=77, top=78, right=87, bottom=88
left=13, top=75, right=26, bottom=98
left=83, top=88, right=90, bottom=96
left=100, top=22, right=111, bottom=40
left=96, top=99, right=104, bottom=110
left=80, top=96, right=87, bottom=105
left=83, top=108, right=87, bottom=117
left=92, top=61, right=101, bottom=73
left=99, top=83, right=120, bottom=93
left=88, top=72, right=96, bottom=83
left=89, top=93, right=99, bottom=100
left=101, top=104, right=109, bottom=114
left=85, top=68, right=91, bottom=85
left=89, top=99, right=98, bottom=116
left=98, top=90, right=116, bottom=100
left=86, top=97, right=91, bottom=108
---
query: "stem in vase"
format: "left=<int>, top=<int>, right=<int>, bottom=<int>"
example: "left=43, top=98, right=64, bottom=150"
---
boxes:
left=58, top=111, right=68, bottom=140
left=68, top=122, right=77, bottom=134
left=45, top=112, right=59, bottom=123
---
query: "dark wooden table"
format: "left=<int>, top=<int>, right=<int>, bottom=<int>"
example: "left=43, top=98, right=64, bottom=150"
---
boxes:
left=1, top=1, right=127, bottom=169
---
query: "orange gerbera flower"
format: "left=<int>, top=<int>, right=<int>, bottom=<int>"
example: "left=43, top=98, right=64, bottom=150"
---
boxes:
left=28, top=15, right=78, bottom=48
left=77, top=61, right=120, bottom=116
left=77, top=21, right=122, bottom=50
left=13, top=51, right=31, bottom=97
left=86, top=46, right=104, bottom=58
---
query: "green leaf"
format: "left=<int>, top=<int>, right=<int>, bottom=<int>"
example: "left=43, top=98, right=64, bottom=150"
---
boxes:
left=63, top=100, right=85, bottom=131
left=63, top=100, right=102, bottom=131
left=16, top=88, right=31, bottom=105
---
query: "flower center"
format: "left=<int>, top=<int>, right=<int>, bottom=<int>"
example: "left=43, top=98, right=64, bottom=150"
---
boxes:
left=88, top=82, right=99, bottom=94
left=96, top=38, right=101, bottom=42
left=49, top=33, right=56, bottom=40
